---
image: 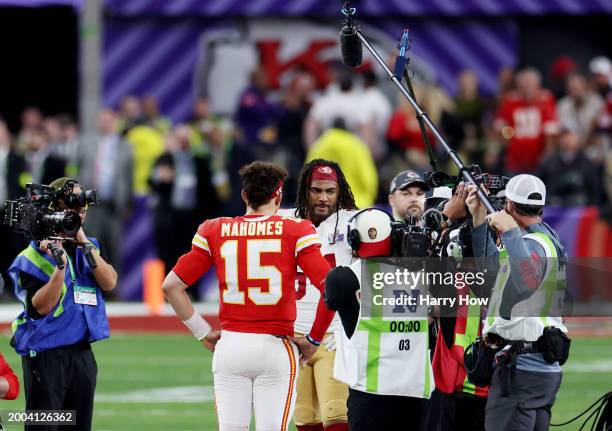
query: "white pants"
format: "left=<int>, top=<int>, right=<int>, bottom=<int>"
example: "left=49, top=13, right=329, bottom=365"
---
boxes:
left=212, top=331, right=299, bottom=431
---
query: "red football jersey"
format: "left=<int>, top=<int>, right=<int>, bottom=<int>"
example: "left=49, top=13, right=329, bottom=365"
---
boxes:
left=387, top=108, right=436, bottom=152
left=172, top=214, right=330, bottom=336
left=495, top=90, right=558, bottom=173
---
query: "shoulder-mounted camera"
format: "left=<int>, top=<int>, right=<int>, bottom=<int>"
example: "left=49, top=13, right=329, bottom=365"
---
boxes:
left=2, top=181, right=97, bottom=241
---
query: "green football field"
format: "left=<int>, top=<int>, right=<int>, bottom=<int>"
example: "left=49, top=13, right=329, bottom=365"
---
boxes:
left=1, top=334, right=610, bottom=430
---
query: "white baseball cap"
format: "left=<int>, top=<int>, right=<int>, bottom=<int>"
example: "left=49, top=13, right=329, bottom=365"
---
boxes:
left=589, top=56, right=611, bottom=76
left=427, top=186, right=452, bottom=200
left=504, top=174, right=546, bottom=206
left=348, top=209, right=393, bottom=258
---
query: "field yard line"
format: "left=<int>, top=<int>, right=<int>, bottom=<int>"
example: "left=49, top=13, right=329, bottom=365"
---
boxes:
left=563, top=360, right=612, bottom=372
left=95, top=385, right=215, bottom=403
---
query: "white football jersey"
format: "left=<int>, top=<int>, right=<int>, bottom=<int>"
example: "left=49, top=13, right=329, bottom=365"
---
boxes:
left=277, top=208, right=357, bottom=334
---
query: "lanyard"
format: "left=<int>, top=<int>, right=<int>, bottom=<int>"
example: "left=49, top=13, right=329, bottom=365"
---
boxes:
left=65, top=253, right=77, bottom=286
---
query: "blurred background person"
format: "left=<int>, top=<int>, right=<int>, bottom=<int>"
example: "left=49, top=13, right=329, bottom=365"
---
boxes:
left=55, top=113, right=80, bottom=164
left=142, top=95, right=171, bottom=135
left=76, top=109, right=133, bottom=273
left=589, top=56, right=612, bottom=99
left=306, top=119, right=377, bottom=208
left=494, top=67, right=558, bottom=174
left=387, top=85, right=437, bottom=175
left=539, top=120, right=603, bottom=206
left=276, top=71, right=315, bottom=203
left=148, top=124, right=219, bottom=296
left=17, top=107, right=43, bottom=151
left=24, top=127, right=66, bottom=185
left=304, top=73, right=368, bottom=149
left=445, top=69, right=489, bottom=166
left=124, top=112, right=165, bottom=196
left=356, top=70, right=392, bottom=163
left=118, top=95, right=144, bottom=135
left=234, top=66, right=277, bottom=159
left=556, top=72, right=603, bottom=143
left=0, top=117, right=28, bottom=294
left=189, top=96, right=222, bottom=156
left=548, top=55, right=577, bottom=99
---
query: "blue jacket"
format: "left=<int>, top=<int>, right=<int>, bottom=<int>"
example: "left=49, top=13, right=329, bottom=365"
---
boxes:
left=8, top=239, right=110, bottom=356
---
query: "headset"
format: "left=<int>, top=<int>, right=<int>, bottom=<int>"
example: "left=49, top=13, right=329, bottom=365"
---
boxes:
left=347, top=208, right=394, bottom=252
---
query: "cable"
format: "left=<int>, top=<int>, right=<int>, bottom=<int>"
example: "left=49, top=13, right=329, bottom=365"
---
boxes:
left=550, top=392, right=611, bottom=429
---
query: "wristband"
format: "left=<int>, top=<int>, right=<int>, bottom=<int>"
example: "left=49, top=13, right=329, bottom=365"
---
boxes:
left=306, top=334, right=321, bottom=346
left=182, top=312, right=211, bottom=340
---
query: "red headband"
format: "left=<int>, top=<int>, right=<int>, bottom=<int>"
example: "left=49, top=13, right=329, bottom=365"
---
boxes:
left=267, top=181, right=284, bottom=201
left=310, top=165, right=338, bottom=183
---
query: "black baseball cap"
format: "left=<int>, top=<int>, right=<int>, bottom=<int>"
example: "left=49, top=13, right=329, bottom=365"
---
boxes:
left=389, top=170, right=429, bottom=194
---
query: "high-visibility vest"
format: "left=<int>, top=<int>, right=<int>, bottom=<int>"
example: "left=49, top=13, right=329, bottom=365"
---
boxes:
left=432, top=287, right=489, bottom=397
left=8, top=240, right=110, bottom=356
left=333, top=259, right=434, bottom=398
left=483, top=231, right=567, bottom=342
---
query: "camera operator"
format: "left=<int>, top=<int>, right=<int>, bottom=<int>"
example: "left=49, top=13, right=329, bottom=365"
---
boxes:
left=466, top=174, right=569, bottom=431
left=7, top=177, right=117, bottom=431
left=427, top=183, right=489, bottom=431
left=325, top=209, right=433, bottom=430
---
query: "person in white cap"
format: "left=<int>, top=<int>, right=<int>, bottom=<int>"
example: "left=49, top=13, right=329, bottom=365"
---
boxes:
left=466, top=174, right=570, bottom=431
left=589, top=56, right=612, bottom=98
left=324, top=208, right=433, bottom=431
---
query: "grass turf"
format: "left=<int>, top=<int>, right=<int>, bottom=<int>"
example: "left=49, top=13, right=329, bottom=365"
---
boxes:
left=0, top=334, right=610, bottom=430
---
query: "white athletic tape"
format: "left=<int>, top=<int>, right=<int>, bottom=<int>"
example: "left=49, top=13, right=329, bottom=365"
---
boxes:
left=182, top=312, right=211, bottom=340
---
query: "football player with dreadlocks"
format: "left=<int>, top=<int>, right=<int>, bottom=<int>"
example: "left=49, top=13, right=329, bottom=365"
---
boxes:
left=278, top=159, right=358, bottom=431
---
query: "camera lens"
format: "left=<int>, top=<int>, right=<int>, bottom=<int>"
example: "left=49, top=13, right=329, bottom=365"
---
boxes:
left=61, top=211, right=81, bottom=235
left=43, top=211, right=81, bottom=236
left=428, top=171, right=452, bottom=188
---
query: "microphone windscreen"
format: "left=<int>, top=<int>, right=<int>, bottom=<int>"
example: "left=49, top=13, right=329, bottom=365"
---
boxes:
left=340, top=25, right=362, bottom=68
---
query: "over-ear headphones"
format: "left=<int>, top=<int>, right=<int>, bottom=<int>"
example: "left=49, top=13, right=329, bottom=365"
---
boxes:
left=347, top=208, right=394, bottom=252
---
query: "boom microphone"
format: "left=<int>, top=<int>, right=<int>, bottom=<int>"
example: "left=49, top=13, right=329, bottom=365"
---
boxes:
left=340, top=23, right=362, bottom=67
left=336, top=1, right=497, bottom=214
left=340, top=2, right=362, bottom=67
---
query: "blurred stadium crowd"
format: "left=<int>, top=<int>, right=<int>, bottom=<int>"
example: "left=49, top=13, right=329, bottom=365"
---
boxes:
left=1, top=54, right=611, bottom=281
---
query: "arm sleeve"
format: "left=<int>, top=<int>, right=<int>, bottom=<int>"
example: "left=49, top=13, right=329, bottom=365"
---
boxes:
left=472, top=223, right=500, bottom=284
left=501, top=228, right=547, bottom=302
left=324, top=266, right=360, bottom=338
left=172, top=222, right=214, bottom=286
left=297, top=246, right=334, bottom=342
left=472, top=223, right=499, bottom=259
